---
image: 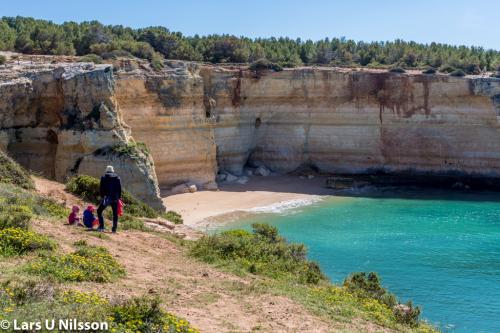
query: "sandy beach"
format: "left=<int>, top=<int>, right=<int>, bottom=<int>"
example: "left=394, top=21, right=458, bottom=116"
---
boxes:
left=163, top=175, right=337, bottom=230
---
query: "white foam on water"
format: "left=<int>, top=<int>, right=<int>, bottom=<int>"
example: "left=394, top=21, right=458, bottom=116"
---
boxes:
left=243, top=196, right=323, bottom=215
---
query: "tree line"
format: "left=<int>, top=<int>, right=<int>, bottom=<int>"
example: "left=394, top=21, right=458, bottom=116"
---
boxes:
left=1, top=16, right=499, bottom=73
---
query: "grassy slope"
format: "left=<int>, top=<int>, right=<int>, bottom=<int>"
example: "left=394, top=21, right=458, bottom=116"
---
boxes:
left=0, top=157, right=436, bottom=332
left=0, top=150, right=34, bottom=190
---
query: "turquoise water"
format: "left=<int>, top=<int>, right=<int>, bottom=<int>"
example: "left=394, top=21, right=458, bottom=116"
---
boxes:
left=219, top=191, right=500, bottom=332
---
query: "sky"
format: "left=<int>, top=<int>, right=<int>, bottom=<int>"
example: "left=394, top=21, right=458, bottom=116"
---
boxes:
left=1, top=0, right=499, bottom=50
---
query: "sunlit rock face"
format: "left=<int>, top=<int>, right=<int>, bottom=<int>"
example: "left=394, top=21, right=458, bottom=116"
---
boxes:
left=116, top=61, right=500, bottom=186
left=0, top=63, right=164, bottom=209
left=2, top=58, right=499, bottom=198
left=115, top=61, right=218, bottom=190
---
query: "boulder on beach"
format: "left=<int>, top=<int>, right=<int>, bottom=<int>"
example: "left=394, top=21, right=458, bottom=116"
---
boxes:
left=255, top=165, right=271, bottom=177
left=225, top=173, right=238, bottom=182
left=170, top=183, right=190, bottom=194
left=236, top=176, right=249, bottom=184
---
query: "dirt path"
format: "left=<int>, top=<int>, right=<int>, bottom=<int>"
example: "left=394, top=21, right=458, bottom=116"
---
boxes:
left=34, top=176, right=88, bottom=208
left=31, top=178, right=392, bottom=333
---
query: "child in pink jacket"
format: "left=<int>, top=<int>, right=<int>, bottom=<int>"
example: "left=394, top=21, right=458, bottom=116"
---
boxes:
left=68, top=205, right=81, bottom=225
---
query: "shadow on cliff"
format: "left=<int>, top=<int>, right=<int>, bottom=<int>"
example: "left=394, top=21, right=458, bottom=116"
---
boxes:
left=217, top=175, right=336, bottom=196
left=217, top=174, right=500, bottom=203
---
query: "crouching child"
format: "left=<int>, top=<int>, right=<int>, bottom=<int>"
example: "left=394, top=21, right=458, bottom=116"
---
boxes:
left=83, top=205, right=99, bottom=230
left=68, top=206, right=81, bottom=226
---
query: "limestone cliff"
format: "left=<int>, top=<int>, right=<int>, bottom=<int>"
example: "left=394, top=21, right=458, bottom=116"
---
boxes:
left=115, top=61, right=217, bottom=190
left=2, top=58, right=500, bottom=196
left=115, top=62, right=500, bottom=188
left=0, top=62, right=164, bottom=209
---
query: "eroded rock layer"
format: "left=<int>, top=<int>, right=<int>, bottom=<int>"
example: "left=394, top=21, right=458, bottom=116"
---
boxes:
left=115, top=63, right=500, bottom=188
left=0, top=63, right=164, bottom=209
left=115, top=62, right=217, bottom=190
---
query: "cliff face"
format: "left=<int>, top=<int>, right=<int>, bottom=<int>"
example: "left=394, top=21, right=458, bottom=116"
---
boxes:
left=115, top=62, right=217, bottom=190
left=0, top=63, right=164, bottom=209
left=3, top=59, right=499, bottom=197
left=115, top=63, right=500, bottom=188
left=210, top=69, right=500, bottom=176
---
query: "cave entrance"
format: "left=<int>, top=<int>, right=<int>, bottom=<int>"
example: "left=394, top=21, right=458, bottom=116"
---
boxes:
left=8, top=129, right=59, bottom=179
left=255, top=117, right=262, bottom=128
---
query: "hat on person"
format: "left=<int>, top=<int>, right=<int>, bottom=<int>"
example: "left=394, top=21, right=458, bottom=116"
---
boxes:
left=105, top=165, right=114, bottom=173
left=72, top=205, right=80, bottom=212
left=87, top=205, right=95, bottom=212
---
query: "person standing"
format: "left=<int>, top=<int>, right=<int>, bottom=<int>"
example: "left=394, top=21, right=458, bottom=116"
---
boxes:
left=97, top=165, right=122, bottom=233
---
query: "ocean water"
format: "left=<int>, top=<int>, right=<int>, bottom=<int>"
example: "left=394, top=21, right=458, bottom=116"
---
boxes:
left=218, top=190, right=500, bottom=332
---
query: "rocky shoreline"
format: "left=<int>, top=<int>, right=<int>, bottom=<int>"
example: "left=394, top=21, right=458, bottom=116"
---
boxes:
left=326, top=172, right=500, bottom=192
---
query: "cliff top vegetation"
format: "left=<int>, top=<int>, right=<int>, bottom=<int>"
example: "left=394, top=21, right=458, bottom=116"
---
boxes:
left=0, top=16, right=499, bottom=74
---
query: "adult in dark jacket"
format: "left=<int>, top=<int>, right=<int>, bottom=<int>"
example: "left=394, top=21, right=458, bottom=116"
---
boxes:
left=97, top=165, right=122, bottom=233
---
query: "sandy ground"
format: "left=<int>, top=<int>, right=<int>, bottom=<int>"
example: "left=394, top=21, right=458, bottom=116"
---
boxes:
left=164, top=175, right=337, bottom=230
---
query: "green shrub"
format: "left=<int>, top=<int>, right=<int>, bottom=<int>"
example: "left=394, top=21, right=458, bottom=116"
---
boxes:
left=344, top=272, right=421, bottom=327
left=0, top=228, right=56, bottom=256
left=65, top=175, right=100, bottom=203
left=449, top=69, right=466, bottom=77
left=439, top=65, right=455, bottom=73
left=0, top=205, right=33, bottom=229
left=150, top=52, right=164, bottom=71
left=37, top=198, right=68, bottom=219
left=0, top=151, right=34, bottom=189
left=65, top=174, right=158, bottom=219
left=310, top=285, right=398, bottom=328
left=1, top=277, right=56, bottom=306
left=0, top=287, right=109, bottom=328
left=190, top=223, right=325, bottom=284
left=0, top=55, right=6, bottom=65
left=94, top=142, right=150, bottom=160
left=464, top=63, right=481, bottom=75
left=73, top=239, right=88, bottom=247
left=164, top=210, right=183, bottom=224
left=110, top=296, right=199, bottom=333
left=344, top=272, right=397, bottom=308
left=388, top=67, right=406, bottom=73
left=1, top=285, right=199, bottom=333
left=0, top=185, right=67, bottom=225
left=60, top=289, right=108, bottom=305
left=365, top=61, right=388, bottom=69
left=0, top=184, right=67, bottom=231
left=249, top=58, right=283, bottom=72
left=101, top=49, right=132, bottom=60
left=118, top=214, right=147, bottom=231
left=26, top=242, right=125, bottom=282
left=79, top=53, right=103, bottom=64
left=252, top=222, right=280, bottom=242
left=422, top=67, right=436, bottom=74
left=393, top=300, right=421, bottom=327
left=1, top=15, right=499, bottom=73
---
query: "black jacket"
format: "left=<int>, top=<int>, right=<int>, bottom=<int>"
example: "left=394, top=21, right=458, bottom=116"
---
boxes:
left=99, top=172, right=122, bottom=201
